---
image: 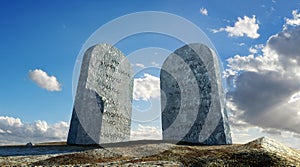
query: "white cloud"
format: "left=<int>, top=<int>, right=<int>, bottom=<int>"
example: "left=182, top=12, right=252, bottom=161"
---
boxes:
left=285, top=10, right=300, bottom=27
left=45, top=121, right=69, bottom=139
left=225, top=53, right=279, bottom=75
left=133, top=73, right=160, bottom=101
left=0, top=116, right=69, bottom=145
left=249, top=44, right=264, bottom=54
left=135, top=63, right=145, bottom=68
left=249, top=47, right=257, bottom=54
left=34, top=120, right=48, bottom=133
left=29, top=69, right=62, bottom=91
left=130, top=124, right=162, bottom=140
left=226, top=26, right=300, bottom=136
left=200, top=7, right=208, bottom=16
left=213, top=15, right=260, bottom=39
left=0, top=116, right=23, bottom=127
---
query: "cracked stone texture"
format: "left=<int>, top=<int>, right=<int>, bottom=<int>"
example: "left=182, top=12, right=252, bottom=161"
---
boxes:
left=67, top=43, right=133, bottom=145
left=160, top=43, right=232, bottom=145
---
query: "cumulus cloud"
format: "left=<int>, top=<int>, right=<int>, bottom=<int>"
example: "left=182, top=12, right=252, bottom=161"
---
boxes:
left=226, top=26, right=300, bottom=135
left=0, top=116, right=68, bottom=145
left=0, top=116, right=23, bottom=127
left=200, top=7, right=208, bottom=16
left=213, top=15, right=260, bottom=39
left=29, top=69, right=62, bottom=91
left=34, top=120, right=48, bottom=133
left=248, top=47, right=257, bottom=54
left=285, top=10, right=300, bottom=27
left=249, top=44, right=264, bottom=54
left=133, top=73, right=160, bottom=101
left=268, top=27, right=300, bottom=67
left=130, top=124, right=162, bottom=140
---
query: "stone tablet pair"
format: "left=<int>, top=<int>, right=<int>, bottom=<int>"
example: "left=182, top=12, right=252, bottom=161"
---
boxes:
left=67, top=43, right=232, bottom=145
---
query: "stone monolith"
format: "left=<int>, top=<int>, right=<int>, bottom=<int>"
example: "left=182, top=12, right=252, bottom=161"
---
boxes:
left=160, top=43, right=232, bottom=145
left=67, top=43, right=133, bottom=145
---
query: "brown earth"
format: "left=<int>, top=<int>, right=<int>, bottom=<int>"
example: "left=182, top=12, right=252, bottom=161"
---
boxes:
left=0, top=137, right=299, bottom=166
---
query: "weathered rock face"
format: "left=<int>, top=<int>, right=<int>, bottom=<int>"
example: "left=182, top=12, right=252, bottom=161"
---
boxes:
left=67, top=43, right=133, bottom=145
left=160, top=43, right=232, bottom=145
left=243, top=137, right=300, bottom=159
left=2, top=137, right=300, bottom=166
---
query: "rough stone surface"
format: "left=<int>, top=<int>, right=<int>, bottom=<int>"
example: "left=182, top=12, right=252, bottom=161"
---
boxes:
left=67, top=43, right=133, bottom=145
left=1, top=138, right=299, bottom=166
left=160, top=43, right=232, bottom=145
left=243, top=137, right=300, bottom=159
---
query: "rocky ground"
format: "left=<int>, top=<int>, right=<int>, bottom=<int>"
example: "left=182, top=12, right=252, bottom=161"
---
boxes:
left=0, top=137, right=300, bottom=166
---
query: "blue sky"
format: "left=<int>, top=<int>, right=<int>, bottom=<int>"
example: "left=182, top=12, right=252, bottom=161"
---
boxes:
left=1, top=1, right=300, bottom=148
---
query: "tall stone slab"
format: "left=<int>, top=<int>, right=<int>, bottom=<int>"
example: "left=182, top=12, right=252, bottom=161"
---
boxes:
left=67, top=43, right=133, bottom=145
left=160, top=43, right=232, bottom=145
